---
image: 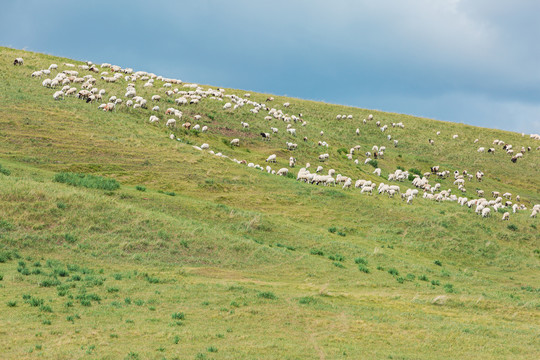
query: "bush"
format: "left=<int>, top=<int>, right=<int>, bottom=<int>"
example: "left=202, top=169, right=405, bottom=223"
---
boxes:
left=328, top=254, right=344, bottom=262
left=298, top=296, right=317, bottom=305
left=207, top=346, right=218, bottom=353
left=419, top=275, right=429, bottom=281
left=310, top=249, right=324, bottom=256
left=171, top=312, right=185, bottom=320
left=135, top=185, right=146, bottom=192
left=431, top=280, right=440, bottom=286
left=507, top=224, right=518, bottom=231
left=39, top=278, right=61, bottom=288
left=328, top=227, right=337, bottom=233
left=257, top=291, right=277, bottom=300
left=408, top=168, right=422, bottom=176
left=0, top=164, right=11, bottom=176
left=358, top=264, right=370, bottom=274
left=367, top=159, right=378, bottom=168
left=434, top=260, right=442, bottom=266
left=388, top=268, right=399, bottom=276
left=56, top=202, right=66, bottom=209
left=54, top=172, right=120, bottom=190
left=7, top=300, right=16, bottom=307
left=355, top=257, right=368, bottom=265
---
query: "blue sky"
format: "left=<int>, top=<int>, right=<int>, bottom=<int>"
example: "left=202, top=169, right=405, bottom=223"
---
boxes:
left=2, top=0, right=539, bottom=134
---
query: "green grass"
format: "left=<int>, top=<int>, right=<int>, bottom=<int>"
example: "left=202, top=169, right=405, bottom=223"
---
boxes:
left=53, top=172, right=120, bottom=190
left=0, top=46, right=538, bottom=359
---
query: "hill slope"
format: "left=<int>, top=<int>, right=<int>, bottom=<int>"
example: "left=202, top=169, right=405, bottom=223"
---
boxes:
left=0, top=47, right=539, bottom=360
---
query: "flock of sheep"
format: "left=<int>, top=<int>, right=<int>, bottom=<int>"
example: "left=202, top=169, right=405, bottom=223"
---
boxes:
left=18, top=55, right=540, bottom=222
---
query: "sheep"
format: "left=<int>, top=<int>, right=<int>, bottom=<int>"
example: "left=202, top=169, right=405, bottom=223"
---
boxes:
left=13, top=57, right=24, bottom=66
left=287, top=128, right=296, bottom=136
left=182, top=122, right=191, bottom=130
left=201, top=126, right=208, bottom=132
left=52, top=91, right=64, bottom=100
left=271, top=127, right=278, bottom=134
left=283, top=102, right=290, bottom=107
left=266, top=154, right=277, bottom=163
left=342, top=178, right=352, bottom=189
left=481, top=207, right=491, bottom=218
left=200, top=143, right=210, bottom=150
left=260, top=132, right=271, bottom=141
left=289, top=157, right=296, bottom=167
left=394, top=140, right=398, bottom=147
left=373, top=168, right=381, bottom=176
left=230, top=138, right=240, bottom=146
left=277, top=168, right=289, bottom=176
left=477, top=147, right=485, bottom=152
left=149, top=115, right=159, bottom=123
left=166, top=119, right=176, bottom=128
left=241, top=121, right=249, bottom=129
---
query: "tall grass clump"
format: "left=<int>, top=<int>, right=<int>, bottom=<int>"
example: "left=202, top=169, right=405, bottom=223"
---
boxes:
left=53, top=172, right=120, bottom=190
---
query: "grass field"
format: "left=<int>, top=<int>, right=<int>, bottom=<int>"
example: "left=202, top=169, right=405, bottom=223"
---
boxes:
left=0, top=46, right=539, bottom=360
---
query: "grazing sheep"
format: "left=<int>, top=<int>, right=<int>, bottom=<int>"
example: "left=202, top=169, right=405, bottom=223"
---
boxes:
left=230, top=138, right=240, bottom=146
left=13, top=57, right=24, bottom=66
left=277, top=168, right=289, bottom=176
left=266, top=154, right=277, bottom=163
left=373, top=168, right=381, bottom=176
left=260, top=132, right=271, bottom=141
left=481, top=207, right=491, bottom=218
left=166, top=119, right=176, bottom=128
left=52, top=91, right=64, bottom=100
left=289, top=157, right=296, bottom=167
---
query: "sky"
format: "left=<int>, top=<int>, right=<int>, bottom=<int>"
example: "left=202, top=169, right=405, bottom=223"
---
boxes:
left=1, top=0, right=539, bottom=134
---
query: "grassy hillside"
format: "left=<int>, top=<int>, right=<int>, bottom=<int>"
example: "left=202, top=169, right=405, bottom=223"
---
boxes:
left=0, top=46, right=539, bottom=360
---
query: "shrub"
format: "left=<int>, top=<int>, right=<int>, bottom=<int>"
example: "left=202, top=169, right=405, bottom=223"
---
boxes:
left=40, top=304, right=53, bottom=313
left=171, top=312, right=185, bottom=320
left=419, top=275, right=429, bottom=281
left=207, top=346, right=218, bottom=353
left=358, top=264, right=370, bottom=274
left=444, top=283, right=455, bottom=293
left=367, top=159, right=378, bottom=168
left=135, top=185, right=146, bottom=192
left=333, top=262, right=345, bottom=268
left=354, top=257, right=368, bottom=265
left=337, top=231, right=346, bottom=237
left=337, top=148, right=348, bottom=155
left=107, top=287, right=119, bottom=293
left=310, top=249, right=324, bottom=256
left=56, top=202, right=66, bottom=209
left=328, top=254, right=344, bottom=262
left=507, top=224, right=518, bottom=231
left=408, top=168, right=422, bottom=176
left=257, top=291, right=277, bottom=300
left=431, top=280, right=440, bottom=286
left=40, top=279, right=61, bottom=287
left=388, top=268, right=399, bottom=276
left=53, top=172, right=120, bottom=190
left=298, top=296, right=317, bottom=305
left=328, top=227, right=337, bottom=233
left=434, top=260, right=442, bottom=266
left=7, top=300, right=17, bottom=307
left=406, top=273, right=416, bottom=281
left=396, top=277, right=405, bottom=284
left=0, top=164, right=11, bottom=176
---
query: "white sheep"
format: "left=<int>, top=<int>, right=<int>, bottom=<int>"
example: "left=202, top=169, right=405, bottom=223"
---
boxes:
left=266, top=154, right=277, bottom=163
left=52, top=91, right=64, bottom=100
left=166, top=119, right=176, bottom=128
left=277, top=168, right=289, bottom=176
left=231, top=138, right=240, bottom=146
left=502, top=212, right=510, bottom=221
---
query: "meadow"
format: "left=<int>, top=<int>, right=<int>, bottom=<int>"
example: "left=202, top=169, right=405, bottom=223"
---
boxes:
left=0, top=47, right=538, bottom=359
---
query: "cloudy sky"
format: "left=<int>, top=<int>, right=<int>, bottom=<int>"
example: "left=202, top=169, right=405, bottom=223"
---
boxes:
left=2, top=0, right=539, bottom=133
